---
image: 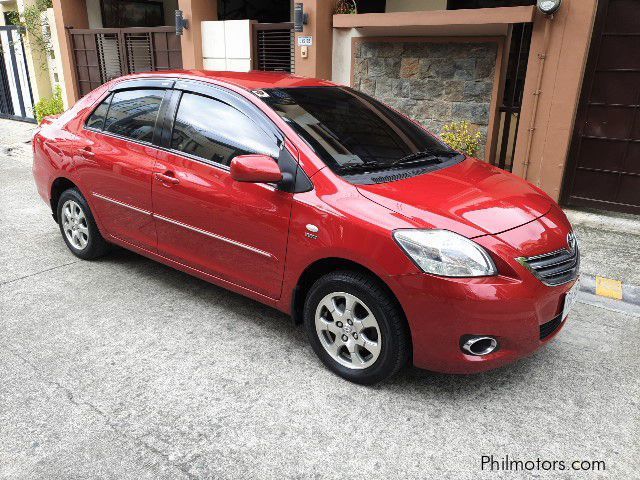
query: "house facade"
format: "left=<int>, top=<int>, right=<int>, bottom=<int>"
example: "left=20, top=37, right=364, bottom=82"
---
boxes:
left=44, top=0, right=640, bottom=215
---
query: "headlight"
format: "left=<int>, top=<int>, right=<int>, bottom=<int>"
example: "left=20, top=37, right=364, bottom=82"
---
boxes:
left=393, top=229, right=497, bottom=277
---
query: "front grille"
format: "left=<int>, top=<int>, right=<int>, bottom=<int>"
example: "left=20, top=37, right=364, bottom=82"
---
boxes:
left=519, top=243, right=580, bottom=287
left=540, top=314, right=563, bottom=340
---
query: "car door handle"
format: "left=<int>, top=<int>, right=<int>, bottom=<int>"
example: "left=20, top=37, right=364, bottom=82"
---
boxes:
left=155, top=172, right=180, bottom=185
left=77, top=146, right=95, bottom=157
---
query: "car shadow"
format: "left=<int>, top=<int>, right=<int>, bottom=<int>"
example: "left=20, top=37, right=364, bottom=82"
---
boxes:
left=102, top=247, right=551, bottom=397
left=103, top=247, right=303, bottom=341
left=386, top=352, right=547, bottom=396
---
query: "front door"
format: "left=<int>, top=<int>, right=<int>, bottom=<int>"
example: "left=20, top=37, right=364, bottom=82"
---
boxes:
left=152, top=89, right=292, bottom=299
left=562, top=0, right=640, bottom=214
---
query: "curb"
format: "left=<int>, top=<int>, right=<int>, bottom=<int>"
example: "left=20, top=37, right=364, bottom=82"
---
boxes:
left=579, top=274, right=640, bottom=308
left=565, top=209, right=640, bottom=237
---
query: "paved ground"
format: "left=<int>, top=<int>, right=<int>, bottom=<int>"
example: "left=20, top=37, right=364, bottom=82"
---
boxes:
left=566, top=209, right=640, bottom=286
left=1, top=119, right=639, bottom=479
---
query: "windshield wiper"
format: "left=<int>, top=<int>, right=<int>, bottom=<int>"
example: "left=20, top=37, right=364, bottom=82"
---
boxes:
left=338, top=161, right=392, bottom=174
left=389, top=150, right=458, bottom=167
left=338, top=150, right=460, bottom=175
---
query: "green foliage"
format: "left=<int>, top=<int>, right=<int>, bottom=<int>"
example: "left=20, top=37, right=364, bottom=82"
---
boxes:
left=4, top=11, right=20, bottom=26
left=440, top=121, right=483, bottom=158
left=35, top=85, right=64, bottom=124
left=16, top=0, right=54, bottom=71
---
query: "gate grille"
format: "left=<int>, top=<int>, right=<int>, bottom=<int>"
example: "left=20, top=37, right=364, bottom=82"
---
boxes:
left=70, top=27, right=182, bottom=97
left=252, top=23, right=294, bottom=73
left=0, top=26, right=35, bottom=122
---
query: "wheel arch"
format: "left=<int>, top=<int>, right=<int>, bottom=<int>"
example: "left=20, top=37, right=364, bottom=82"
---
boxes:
left=50, top=177, right=80, bottom=222
left=291, top=257, right=409, bottom=334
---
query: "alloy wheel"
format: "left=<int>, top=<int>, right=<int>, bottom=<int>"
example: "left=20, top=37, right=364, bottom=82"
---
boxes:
left=315, top=292, right=382, bottom=369
left=61, top=199, right=89, bottom=250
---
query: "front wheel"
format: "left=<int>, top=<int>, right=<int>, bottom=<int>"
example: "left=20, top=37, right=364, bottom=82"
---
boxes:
left=304, top=271, right=410, bottom=384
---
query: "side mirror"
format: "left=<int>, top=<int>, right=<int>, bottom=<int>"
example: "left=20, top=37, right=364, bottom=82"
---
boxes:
left=230, top=154, right=283, bottom=183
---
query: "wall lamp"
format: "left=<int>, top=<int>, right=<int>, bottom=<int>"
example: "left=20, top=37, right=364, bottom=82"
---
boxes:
left=537, top=0, right=563, bottom=16
left=175, top=10, right=188, bottom=36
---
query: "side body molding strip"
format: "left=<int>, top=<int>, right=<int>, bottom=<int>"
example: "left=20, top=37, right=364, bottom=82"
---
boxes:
left=92, top=192, right=273, bottom=259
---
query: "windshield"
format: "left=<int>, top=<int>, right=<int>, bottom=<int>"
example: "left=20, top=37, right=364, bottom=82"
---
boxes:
left=258, top=86, right=460, bottom=176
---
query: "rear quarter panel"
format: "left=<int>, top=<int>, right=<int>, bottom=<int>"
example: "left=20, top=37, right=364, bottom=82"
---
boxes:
left=32, top=84, right=112, bottom=218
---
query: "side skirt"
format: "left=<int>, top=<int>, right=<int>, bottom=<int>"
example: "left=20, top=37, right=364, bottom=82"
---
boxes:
left=105, top=234, right=290, bottom=315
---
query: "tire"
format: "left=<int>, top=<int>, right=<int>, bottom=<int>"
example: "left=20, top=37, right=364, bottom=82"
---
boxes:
left=56, top=188, right=109, bottom=260
left=304, top=270, right=410, bottom=385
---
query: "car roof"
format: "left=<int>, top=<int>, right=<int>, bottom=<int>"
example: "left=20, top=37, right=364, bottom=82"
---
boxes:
left=116, top=70, right=337, bottom=91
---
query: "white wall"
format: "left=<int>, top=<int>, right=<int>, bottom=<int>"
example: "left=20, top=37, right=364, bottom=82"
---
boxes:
left=46, top=7, right=67, bottom=107
left=202, top=20, right=252, bottom=72
left=332, top=28, right=362, bottom=86
left=14, top=0, right=52, bottom=103
left=385, top=0, right=447, bottom=12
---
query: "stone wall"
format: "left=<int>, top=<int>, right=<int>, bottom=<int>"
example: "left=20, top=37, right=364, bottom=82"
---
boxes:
left=352, top=40, right=498, bottom=158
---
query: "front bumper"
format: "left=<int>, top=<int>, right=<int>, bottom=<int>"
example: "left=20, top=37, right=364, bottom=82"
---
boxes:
left=387, top=271, right=575, bottom=373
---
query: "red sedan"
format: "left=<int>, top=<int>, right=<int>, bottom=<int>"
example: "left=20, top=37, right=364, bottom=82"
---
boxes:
left=32, top=71, right=580, bottom=384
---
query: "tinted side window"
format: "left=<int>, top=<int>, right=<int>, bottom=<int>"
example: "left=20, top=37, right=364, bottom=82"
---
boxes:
left=86, top=93, right=112, bottom=130
left=170, top=92, right=278, bottom=166
left=104, top=89, right=164, bottom=142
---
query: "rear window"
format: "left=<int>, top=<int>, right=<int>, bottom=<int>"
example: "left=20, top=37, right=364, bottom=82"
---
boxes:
left=102, top=89, right=165, bottom=143
left=85, top=93, right=112, bottom=130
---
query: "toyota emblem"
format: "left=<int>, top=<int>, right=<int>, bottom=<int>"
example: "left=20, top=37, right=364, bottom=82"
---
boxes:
left=567, top=232, right=576, bottom=252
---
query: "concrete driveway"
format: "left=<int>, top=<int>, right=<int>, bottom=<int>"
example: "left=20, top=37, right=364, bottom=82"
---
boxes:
left=0, top=121, right=638, bottom=479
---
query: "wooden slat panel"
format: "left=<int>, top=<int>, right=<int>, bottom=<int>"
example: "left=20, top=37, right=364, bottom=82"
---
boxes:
left=69, top=27, right=183, bottom=99
left=125, top=32, right=153, bottom=73
left=97, top=33, right=123, bottom=82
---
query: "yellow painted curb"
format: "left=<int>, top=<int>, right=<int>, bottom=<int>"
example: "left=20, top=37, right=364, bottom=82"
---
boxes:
left=595, top=276, right=623, bottom=300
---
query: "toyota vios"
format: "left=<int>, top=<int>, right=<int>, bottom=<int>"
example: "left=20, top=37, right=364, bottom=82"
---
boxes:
left=32, top=71, right=580, bottom=384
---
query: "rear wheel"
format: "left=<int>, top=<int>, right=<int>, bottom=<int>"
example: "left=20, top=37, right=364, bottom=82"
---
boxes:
left=304, top=271, right=410, bottom=384
left=57, top=188, right=109, bottom=260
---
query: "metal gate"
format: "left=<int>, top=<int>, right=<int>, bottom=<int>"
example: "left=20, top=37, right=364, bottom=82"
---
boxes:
left=69, top=26, right=182, bottom=97
left=0, top=26, right=35, bottom=123
left=562, top=0, right=640, bottom=214
left=252, top=22, right=295, bottom=73
left=494, top=23, right=532, bottom=172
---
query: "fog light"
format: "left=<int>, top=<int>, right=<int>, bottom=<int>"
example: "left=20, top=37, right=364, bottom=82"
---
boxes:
left=462, top=336, right=498, bottom=356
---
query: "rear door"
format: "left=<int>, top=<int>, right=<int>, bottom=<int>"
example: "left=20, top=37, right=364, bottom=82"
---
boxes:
left=80, top=80, right=172, bottom=250
left=152, top=82, right=294, bottom=299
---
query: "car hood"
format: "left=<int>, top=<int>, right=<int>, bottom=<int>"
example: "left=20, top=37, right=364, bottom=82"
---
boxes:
left=356, top=158, right=553, bottom=238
